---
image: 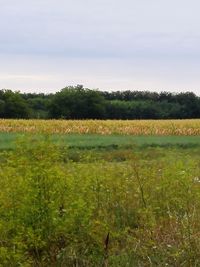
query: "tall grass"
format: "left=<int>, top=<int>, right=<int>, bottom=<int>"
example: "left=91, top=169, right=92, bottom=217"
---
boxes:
left=0, top=137, right=199, bottom=266
left=0, top=119, right=200, bottom=135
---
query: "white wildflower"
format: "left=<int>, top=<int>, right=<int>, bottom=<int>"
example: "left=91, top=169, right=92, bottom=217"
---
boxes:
left=193, top=177, right=200, bottom=183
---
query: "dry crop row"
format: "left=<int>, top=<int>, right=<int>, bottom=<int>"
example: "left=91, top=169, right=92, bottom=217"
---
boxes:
left=0, top=119, right=200, bottom=135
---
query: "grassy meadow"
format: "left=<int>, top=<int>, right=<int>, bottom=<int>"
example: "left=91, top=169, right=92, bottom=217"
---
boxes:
left=0, top=120, right=200, bottom=266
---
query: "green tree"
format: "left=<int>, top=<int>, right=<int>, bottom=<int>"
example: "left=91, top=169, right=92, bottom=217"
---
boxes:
left=0, top=90, right=30, bottom=118
left=49, top=85, right=106, bottom=119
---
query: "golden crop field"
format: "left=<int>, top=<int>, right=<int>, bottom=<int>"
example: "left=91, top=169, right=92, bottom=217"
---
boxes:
left=0, top=119, right=200, bottom=135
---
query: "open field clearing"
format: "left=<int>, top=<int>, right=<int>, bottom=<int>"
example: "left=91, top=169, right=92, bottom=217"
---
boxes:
left=0, top=119, right=200, bottom=135
left=0, top=120, right=200, bottom=266
left=1, top=133, right=200, bottom=150
left=0, top=138, right=200, bottom=266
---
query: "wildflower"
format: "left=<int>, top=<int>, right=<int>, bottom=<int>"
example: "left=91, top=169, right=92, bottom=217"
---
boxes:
left=193, top=177, right=200, bottom=183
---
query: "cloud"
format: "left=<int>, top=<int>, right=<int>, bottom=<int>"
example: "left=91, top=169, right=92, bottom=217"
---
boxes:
left=0, top=0, right=200, bottom=93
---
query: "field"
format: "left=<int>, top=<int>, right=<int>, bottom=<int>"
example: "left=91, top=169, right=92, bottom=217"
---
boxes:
left=1, top=133, right=200, bottom=150
left=0, top=119, right=200, bottom=135
left=0, top=120, right=200, bottom=266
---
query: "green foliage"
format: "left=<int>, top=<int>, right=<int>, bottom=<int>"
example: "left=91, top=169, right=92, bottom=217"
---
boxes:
left=27, top=97, right=50, bottom=119
left=0, top=87, right=200, bottom=119
left=0, top=90, right=30, bottom=118
left=0, top=138, right=200, bottom=265
left=49, top=85, right=106, bottom=119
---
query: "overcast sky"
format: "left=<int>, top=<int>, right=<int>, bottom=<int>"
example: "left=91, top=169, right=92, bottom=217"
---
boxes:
left=1, top=0, right=200, bottom=94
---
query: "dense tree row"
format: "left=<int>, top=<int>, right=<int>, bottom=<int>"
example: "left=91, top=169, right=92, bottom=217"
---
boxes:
left=0, top=85, right=200, bottom=119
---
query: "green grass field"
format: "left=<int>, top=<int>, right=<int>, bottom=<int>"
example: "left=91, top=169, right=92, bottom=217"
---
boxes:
left=1, top=132, right=200, bottom=150
left=1, top=132, right=200, bottom=266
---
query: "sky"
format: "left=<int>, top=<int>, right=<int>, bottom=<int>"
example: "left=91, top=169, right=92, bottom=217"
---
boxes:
left=0, top=0, right=200, bottom=94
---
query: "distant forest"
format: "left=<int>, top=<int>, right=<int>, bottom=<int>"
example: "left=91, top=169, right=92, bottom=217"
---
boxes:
left=0, top=85, right=200, bottom=119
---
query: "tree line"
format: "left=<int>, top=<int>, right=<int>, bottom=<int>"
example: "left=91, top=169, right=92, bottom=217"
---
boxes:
left=0, top=85, right=200, bottom=119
